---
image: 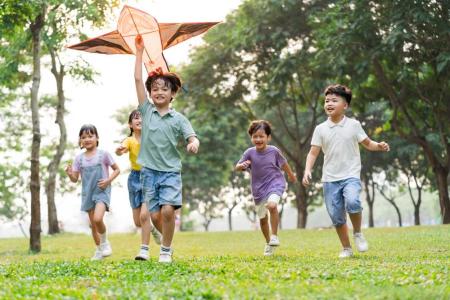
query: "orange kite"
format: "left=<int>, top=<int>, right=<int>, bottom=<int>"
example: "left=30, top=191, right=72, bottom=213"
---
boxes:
left=68, top=5, right=219, bottom=73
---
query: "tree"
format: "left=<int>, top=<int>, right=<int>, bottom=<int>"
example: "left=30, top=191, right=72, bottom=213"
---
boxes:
left=179, top=0, right=330, bottom=228
left=42, top=0, right=116, bottom=234
left=315, top=0, right=450, bottom=223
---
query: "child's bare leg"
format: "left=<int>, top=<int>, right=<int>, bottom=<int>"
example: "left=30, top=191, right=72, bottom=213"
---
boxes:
left=132, top=208, right=141, bottom=227
left=267, top=202, right=279, bottom=236
left=335, top=223, right=351, bottom=248
left=349, top=212, right=362, bottom=233
left=139, top=203, right=151, bottom=245
left=150, top=211, right=163, bottom=233
left=161, top=205, right=175, bottom=247
left=88, top=210, right=100, bottom=246
left=92, top=202, right=107, bottom=235
left=259, top=216, right=270, bottom=243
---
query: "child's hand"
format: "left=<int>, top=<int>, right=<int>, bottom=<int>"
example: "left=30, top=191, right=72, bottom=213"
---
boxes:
left=239, top=160, right=251, bottom=170
left=115, top=145, right=127, bottom=155
left=65, top=164, right=73, bottom=176
left=135, top=34, right=144, bottom=53
left=302, top=171, right=312, bottom=187
left=288, top=174, right=297, bottom=183
left=187, top=140, right=199, bottom=154
left=377, top=141, right=390, bottom=152
left=97, top=179, right=110, bottom=190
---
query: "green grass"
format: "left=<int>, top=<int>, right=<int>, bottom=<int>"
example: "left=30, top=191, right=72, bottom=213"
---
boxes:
left=0, top=226, right=449, bottom=299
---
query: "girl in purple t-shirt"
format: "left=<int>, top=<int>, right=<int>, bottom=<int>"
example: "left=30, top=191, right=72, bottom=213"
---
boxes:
left=65, top=124, right=120, bottom=260
left=235, top=120, right=296, bottom=256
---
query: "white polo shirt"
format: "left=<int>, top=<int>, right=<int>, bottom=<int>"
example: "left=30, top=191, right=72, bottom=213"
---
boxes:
left=311, top=116, right=368, bottom=182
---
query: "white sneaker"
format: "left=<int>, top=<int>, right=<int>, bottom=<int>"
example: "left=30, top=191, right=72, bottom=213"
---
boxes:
left=354, top=232, right=369, bottom=252
left=264, top=244, right=274, bottom=256
left=135, top=249, right=149, bottom=261
left=91, top=249, right=103, bottom=261
left=159, top=249, right=173, bottom=263
left=151, top=227, right=162, bottom=245
left=268, top=235, right=280, bottom=247
left=339, top=248, right=354, bottom=258
left=100, top=241, right=112, bottom=257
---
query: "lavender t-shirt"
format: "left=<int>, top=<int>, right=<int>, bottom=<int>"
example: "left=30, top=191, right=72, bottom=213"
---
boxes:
left=72, top=149, right=115, bottom=179
left=238, top=145, right=287, bottom=204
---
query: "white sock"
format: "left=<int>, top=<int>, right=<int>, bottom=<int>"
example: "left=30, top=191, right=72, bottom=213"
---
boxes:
left=140, top=244, right=149, bottom=252
left=100, top=232, right=107, bottom=244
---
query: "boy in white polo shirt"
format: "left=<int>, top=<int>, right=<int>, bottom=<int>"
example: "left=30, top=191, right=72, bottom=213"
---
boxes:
left=302, top=84, right=390, bottom=258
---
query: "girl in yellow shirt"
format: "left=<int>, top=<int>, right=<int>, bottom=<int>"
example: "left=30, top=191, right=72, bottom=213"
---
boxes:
left=116, top=110, right=162, bottom=260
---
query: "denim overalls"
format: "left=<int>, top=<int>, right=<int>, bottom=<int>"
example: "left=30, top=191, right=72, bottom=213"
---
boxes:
left=80, top=150, right=111, bottom=211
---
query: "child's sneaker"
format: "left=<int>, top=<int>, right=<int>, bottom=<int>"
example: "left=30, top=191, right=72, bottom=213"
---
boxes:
left=339, top=247, right=354, bottom=258
left=263, top=244, right=274, bottom=256
left=91, top=249, right=103, bottom=261
left=100, top=241, right=112, bottom=257
left=353, top=232, right=369, bottom=252
left=135, top=249, right=149, bottom=261
left=151, top=227, right=162, bottom=245
left=159, top=248, right=173, bottom=263
left=268, top=235, right=280, bottom=246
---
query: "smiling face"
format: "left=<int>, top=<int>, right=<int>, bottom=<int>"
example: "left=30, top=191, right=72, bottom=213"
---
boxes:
left=150, top=78, right=175, bottom=107
left=79, top=131, right=98, bottom=151
left=251, top=128, right=271, bottom=151
left=129, top=112, right=142, bottom=132
left=324, top=93, right=348, bottom=119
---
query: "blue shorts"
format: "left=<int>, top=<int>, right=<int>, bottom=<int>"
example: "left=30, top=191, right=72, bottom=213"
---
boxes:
left=323, top=177, right=362, bottom=226
left=141, top=167, right=182, bottom=212
left=128, top=170, right=143, bottom=209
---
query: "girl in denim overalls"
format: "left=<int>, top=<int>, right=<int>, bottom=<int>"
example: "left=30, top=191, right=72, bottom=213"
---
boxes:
left=116, top=110, right=162, bottom=261
left=66, top=124, right=120, bottom=260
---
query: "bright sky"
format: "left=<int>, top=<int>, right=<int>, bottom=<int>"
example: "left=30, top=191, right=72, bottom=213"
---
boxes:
left=18, top=0, right=243, bottom=236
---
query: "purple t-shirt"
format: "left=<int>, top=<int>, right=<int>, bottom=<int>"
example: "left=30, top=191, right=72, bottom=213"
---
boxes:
left=72, top=149, right=115, bottom=179
left=238, top=145, right=287, bottom=204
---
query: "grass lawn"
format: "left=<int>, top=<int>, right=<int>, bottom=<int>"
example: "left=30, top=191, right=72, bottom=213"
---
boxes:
left=0, top=226, right=448, bottom=299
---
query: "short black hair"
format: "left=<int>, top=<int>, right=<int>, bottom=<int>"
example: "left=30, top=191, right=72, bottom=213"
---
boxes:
left=145, top=72, right=182, bottom=101
left=324, top=84, right=352, bottom=104
left=248, top=120, right=272, bottom=136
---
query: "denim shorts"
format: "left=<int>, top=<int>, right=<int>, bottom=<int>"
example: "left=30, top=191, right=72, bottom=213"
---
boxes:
left=128, top=170, right=143, bottom=209
left=141, top=167, right=182, bottom=212
left=323, top=177, right=362, bottom=226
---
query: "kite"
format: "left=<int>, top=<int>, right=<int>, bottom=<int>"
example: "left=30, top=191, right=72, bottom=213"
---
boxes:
left=68, top=5, right=219, bottom=73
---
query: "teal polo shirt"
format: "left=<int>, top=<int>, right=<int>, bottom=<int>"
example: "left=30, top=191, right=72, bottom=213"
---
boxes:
left=138, top=99, right=196, bottom=172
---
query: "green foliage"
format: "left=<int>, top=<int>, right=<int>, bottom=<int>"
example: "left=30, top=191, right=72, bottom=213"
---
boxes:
left=0, top=226, right=448, bottom=298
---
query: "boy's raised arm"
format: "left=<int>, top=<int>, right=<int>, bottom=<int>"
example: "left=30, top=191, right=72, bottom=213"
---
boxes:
left=134, top=35, right=147, bottom=105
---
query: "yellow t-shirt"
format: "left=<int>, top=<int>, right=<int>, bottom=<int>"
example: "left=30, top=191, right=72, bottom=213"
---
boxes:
left=123, top=136, right=141, bottom=171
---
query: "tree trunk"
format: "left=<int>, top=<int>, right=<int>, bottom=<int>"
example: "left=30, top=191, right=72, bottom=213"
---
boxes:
left=29, top=7, right=45, bottom=253
left=45, top=48, right=67, bottom=234
left=362, top=175, right=375, bottom=227
left=393, top=202, right=402, bottom=227
left=295, top=183, right=308, bottom=228
left=435, top=166, right=450, bottom=223
left=414, top=206, right=420, bottom=226
left=228, top=210, right=233, bottom=231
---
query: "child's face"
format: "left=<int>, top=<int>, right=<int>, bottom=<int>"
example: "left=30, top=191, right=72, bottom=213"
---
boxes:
left=150, top=78, right=175, bottom=107
left=79, top=131, right=98, bottom=150
left=324, top=93, right=348, bottom=118
left=129, top=113, right=142, bottom=132
left=251, top=129, right=271, bottom=151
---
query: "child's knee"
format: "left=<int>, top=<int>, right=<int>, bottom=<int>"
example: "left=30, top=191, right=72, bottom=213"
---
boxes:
left=139, top=212, right=149, bottom=224
left=266, top=202, right=277, bottom=212
left=93, top=216, right=103, bottom=227
left=346, top=198, right=362, bottom=214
